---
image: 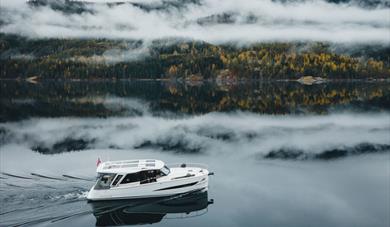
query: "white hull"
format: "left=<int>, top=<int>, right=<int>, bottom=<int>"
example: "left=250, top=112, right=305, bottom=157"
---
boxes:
left=87, top=166, right=209, bottom=201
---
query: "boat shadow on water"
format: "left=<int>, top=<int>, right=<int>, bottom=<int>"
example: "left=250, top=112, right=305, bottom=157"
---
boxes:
left=89, top=190, right=213, bottom=226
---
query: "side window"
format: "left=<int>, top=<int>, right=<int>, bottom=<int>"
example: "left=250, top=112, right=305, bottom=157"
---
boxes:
left=111, top=174, right=123, bottom=186
left=140, top=170, right=157, bottom=184
left=155, top=170, right=163, bottom=178
left=119, top=171, right=160, bottom=185
left=139, top=171, right=148, bottom=184
left=120, top=173, right=140, bottom=184
left=161, top=166, right=170, bottom=176
left=94, top=173, right=116, bottom=190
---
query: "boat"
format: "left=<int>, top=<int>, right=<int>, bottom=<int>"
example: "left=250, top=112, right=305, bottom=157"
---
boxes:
left=87, top=159, right=212, bottom=201
left=90, top=190, right=213, bottom=226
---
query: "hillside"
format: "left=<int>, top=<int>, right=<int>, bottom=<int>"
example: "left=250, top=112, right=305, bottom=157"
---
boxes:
left=1, top=34, right=389, bottom=80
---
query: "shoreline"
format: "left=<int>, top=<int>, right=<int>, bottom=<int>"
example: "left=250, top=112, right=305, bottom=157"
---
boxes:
left=1, top=77, right=389, bottom=83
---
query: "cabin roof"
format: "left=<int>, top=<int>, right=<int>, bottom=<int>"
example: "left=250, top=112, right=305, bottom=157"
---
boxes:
left=97, top=159, right=165, bottom=173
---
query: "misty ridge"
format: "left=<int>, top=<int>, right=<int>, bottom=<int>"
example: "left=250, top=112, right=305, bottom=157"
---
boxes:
left=1, top=0, right=389, bottom=43
left=1, top=0, right=389, bottom=79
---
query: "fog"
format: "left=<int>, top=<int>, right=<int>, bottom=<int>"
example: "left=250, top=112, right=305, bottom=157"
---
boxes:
left=1, top=109, right=389, bottom=158
left=0, top=0, right=389, bottom=44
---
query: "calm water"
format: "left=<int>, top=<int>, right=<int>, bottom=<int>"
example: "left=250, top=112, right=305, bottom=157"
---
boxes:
left=0, top=80, right=389, bottom=227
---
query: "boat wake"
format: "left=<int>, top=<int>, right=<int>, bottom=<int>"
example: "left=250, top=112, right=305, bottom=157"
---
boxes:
left=0, top=186, right=89, bottom=226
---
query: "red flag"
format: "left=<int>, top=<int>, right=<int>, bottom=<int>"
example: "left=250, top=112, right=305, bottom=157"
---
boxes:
left=96, top=158, right=102, bottom=166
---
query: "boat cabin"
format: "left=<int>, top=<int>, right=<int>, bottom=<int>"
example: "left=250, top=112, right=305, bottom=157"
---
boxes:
left=94, top=159, right=170, bottom=189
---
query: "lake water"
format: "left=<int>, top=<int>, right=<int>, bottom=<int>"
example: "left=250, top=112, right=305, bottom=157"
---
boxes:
left=0, top=80, right=389, bottom=227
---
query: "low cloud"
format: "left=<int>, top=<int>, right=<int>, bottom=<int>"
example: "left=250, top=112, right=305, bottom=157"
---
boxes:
left=0, top=0, right=389, bottom=44
left=1, top=110, right=389, bottom=156
left=71, top=41, right=151, bottom=63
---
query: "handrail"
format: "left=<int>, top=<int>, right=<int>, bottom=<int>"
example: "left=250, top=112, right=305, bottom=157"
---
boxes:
left=167, top=163, right=208, bottom=169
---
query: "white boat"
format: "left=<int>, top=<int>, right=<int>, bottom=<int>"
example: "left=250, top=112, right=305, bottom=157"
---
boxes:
left=87, top=159, right=212, bottom=201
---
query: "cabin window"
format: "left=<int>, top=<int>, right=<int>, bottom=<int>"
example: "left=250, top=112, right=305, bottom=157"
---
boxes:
left=161, top=166, right=170, bottom=176
left=120, top=173, right=140, bottom=184
left=94, top=173, right=116, bottom=190
left=111, top=174, right=123, bottom=186
left=120, top=170, right=160, bottom=185
left=140, top=170, right=158, bottom=184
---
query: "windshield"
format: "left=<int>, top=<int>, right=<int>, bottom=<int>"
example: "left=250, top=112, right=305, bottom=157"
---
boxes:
left=161, top=166, right=170, bottom=176
left=94, top=173, right=116, bottom=190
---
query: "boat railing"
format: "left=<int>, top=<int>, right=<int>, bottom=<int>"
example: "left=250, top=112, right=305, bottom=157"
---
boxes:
left=167, top=163, right=208, bottom=169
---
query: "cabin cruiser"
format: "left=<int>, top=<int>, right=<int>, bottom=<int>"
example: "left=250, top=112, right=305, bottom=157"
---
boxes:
left=90, top=190, right=213, bottom=226
left=87, top=159, right=212, bottom=201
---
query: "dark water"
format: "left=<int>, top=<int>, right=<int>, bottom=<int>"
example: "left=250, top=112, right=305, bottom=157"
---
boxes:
left=0, top=80, right=389, bottom=227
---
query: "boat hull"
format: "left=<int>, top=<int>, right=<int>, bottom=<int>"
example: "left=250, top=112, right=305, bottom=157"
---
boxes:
left=87, top=173, right=208, bottom=201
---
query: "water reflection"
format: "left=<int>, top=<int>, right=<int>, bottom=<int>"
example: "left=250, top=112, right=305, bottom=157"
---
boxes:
left=1, top=80, right=389, bottom=121
left=0, top=80, right=389, bottom=227
left=90, top=190, right=213, bottom=226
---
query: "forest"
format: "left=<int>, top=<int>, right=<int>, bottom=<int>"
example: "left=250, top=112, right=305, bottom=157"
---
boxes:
left=0, top=34, right=389, bottom=80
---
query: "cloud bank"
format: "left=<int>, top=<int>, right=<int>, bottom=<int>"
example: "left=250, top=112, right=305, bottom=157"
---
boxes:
left=0, top=0, right=389, bottom=44
left=1, top=109, right=389, bottom=157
